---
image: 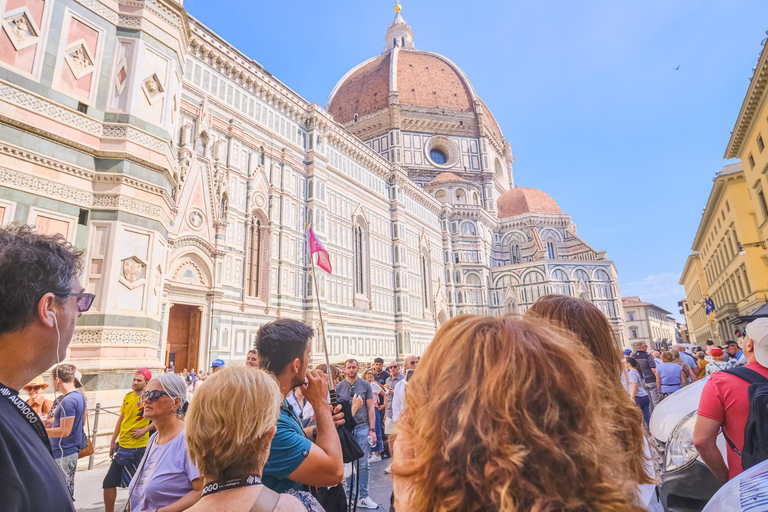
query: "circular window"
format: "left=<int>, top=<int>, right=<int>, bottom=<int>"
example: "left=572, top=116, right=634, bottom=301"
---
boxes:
left=430, top=149, right=447, bottom=165
left=424, top=136, right=460, bottom=168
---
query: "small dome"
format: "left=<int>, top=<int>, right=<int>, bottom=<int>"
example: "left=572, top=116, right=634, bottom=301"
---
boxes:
left=429, top=172, right=466, bottom=183
left=497, top=186, right=562, bottom=218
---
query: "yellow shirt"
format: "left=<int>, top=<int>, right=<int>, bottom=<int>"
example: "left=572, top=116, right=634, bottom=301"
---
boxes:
left=118, top=391, right=150, bottom=449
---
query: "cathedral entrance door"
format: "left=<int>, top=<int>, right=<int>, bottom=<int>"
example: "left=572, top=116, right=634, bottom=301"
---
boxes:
left=166, top=304, right=202, bottom=372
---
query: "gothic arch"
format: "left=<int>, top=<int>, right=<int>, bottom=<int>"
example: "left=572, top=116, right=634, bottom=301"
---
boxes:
left=168, top=249, right=214, bottom=288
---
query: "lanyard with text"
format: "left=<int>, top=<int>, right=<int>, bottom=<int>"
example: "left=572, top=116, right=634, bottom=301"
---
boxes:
left=0, top=382, right=52, bottom=455
left=202, top=475, right=263, bottom=497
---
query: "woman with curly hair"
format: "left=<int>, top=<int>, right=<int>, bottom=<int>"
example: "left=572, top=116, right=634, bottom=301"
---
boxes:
left=528, top=295, right=655, bottom=505
left=391, top=315, right=644, bottom=512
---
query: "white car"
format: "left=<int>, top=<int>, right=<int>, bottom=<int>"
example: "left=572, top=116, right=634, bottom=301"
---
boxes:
left=703, top=458, right=768, bottom=511
left=649, top=376, right=728, bottom=511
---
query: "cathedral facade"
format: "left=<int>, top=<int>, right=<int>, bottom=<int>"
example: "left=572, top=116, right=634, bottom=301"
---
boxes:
left=0, top=0, right=625, bottom=387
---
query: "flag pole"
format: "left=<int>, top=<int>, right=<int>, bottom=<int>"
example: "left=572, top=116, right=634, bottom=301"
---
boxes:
left=307, top=223, right=334, bottom=392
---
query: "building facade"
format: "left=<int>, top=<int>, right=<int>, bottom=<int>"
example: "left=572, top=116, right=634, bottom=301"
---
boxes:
left=679, top=163, right=768, bottom=345
left=0, top=0, right=625, bottom=388
left=680, top=254, right=717, bottom=344
left=725, top=32, right=768, bottom=263
left=622, top=296, right=677, bottom=350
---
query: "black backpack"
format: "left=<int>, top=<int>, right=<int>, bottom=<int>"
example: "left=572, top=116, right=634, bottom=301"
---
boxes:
left=722, top=367, right=768, bottom=470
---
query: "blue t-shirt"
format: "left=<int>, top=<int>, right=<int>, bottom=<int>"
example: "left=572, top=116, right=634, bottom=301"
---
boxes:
left=679, top=352, right=696, bottom=371
left=656, top=362, right=683, bottom=393
left=263, top=401, right=312, bottom=493
left=49, top=391, right=86, bottom=458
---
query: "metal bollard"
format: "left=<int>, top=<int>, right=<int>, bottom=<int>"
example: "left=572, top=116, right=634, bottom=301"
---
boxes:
left=88, top=403, right=101, bottom=470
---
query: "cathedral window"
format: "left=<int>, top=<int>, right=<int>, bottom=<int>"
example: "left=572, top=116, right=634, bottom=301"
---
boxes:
left=247, top=217, right=267, bottom=298
left=421, top=250, right=431, bottom=312
left=401, top=36, right=405, bottom=47
left=547, top=241, right=556, bottom=260
left=353, top=219, right=371, bottom=304
left=510, top=244, right=521, bottom=264
left=430, top=148, right=447, bottom=165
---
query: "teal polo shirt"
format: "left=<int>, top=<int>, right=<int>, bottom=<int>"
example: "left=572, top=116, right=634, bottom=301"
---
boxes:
left=262, top=401, right=312, bottom=493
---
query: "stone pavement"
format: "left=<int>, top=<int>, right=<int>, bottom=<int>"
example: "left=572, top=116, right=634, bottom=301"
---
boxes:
left=74, top=460, right=129, bottom=512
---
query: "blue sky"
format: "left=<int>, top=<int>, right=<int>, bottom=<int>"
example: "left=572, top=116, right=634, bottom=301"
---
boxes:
left=186, top=0, right=768, bottom=320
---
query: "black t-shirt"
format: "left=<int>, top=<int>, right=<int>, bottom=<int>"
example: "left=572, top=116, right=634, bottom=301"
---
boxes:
left=373, top=371, right=388, bottom=387
left=0, top=387, right=75, bottom=511
left=632, top=351, right=657, bottom=384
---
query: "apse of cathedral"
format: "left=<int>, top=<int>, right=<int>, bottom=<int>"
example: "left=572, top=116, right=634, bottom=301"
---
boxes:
left=0, top=0, right=624, bottom=386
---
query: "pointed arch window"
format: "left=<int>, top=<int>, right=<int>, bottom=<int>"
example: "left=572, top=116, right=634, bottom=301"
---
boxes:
left=421, top=250, right=431, bottom=312
left=510, top=244, right=521, bottom=264
left=247, top=216, right=268, bottom=299
left=355, top=225, right=364, bottom=294
left=547, top=241, right=556, bottom=259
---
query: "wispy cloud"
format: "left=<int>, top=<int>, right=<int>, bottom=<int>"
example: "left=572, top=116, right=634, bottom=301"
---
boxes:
left=621, top=273, right=686, bottom=320
left=622, top=272, right=684, bottom=300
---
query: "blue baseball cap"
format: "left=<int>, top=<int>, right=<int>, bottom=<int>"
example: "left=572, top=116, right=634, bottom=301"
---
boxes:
left=211, top=359, right=225, bottom=368
left=623, top=349, right=632, bottom=356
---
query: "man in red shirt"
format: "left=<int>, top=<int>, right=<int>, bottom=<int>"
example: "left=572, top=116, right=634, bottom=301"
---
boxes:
left=694, top=318, right=768, bottom=481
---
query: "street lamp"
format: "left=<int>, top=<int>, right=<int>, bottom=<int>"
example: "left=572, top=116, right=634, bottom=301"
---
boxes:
left=738, top=241, right=766, bottom=256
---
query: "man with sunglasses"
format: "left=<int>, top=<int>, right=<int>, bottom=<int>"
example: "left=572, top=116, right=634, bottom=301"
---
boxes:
left=0, top=224, right=89, bottom=512
left=102, top=369, right=154, bottom=512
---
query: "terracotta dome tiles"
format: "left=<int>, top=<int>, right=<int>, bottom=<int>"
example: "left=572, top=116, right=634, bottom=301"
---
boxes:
left=497, top=187, right=562, bottom=219
left=397, top=52, right=473, bottom=112
left=429, top=172, right=465, bottom=183
left=328, top=54, right=390, bottom=125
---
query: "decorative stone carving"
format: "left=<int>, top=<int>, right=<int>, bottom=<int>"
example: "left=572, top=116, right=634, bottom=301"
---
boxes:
left=188, top=209, right=203, bottom=229
left=3, top=11, right=39, bottom=51
left=115, top=58, right=128, bottom=95
left=64, top=41, right=96, bottom=80
left=142, top=73, right=164, bottom=104
left=72, top=328, right=160, bottom=346
left=119, top=256, right=147, bottom=289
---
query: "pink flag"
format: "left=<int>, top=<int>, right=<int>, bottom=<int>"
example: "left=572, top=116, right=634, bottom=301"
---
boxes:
left=308, top=228, right=332, bottom=274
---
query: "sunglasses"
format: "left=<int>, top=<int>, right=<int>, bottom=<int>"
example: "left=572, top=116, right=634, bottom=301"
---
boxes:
left=140, top=390, right=170, bottom=403
left=24, top=385, right=44, bottom=391
left=52, top=291, right=96, bottom=313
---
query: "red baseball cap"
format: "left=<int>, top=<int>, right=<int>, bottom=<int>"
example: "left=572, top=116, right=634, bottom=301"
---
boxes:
left=135, top=369, right=152, bottom=381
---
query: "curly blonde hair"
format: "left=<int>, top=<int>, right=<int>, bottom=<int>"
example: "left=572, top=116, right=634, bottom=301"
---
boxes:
left=528, top=295, right=654, bottom=487
left=392, top=315, right=643, bottom=512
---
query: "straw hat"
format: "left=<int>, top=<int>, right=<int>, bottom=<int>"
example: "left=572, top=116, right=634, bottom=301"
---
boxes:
left=24, top=375, right=49, bottom=390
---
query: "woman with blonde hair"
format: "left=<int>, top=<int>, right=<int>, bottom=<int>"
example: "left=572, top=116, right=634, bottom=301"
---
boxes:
left=527, top=295, right=655, bottom=504
left=392, top=315, right=643, bottom=512
left=185, top=365, right=322, bottom=512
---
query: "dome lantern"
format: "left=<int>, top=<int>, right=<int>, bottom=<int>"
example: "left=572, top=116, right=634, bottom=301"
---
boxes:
left=385, top=0, right=414, bottom=52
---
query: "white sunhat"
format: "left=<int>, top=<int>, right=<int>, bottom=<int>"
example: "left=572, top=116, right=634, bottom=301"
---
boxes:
left=745, top=318, right=768, bottom=367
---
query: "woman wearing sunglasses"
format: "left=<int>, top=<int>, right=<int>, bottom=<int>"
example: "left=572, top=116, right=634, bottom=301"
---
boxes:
left=23, top=375, right=52, bottom=417
left=127, top=373, right=203, bottom=512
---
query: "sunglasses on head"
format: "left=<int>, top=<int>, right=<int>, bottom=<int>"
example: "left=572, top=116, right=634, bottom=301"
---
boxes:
left=24, top=385, right=44, bottom=391
left=52, top=291, right=96, bottom=313
left=140, top=390, right=170, bottom=403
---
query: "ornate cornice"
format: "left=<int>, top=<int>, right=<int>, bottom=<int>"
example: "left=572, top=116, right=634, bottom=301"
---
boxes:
left=168, top=235, right=217, bottom=258
left=726, top=38, right=768, bottom=158
left=0, top=166, right=93, bottom=206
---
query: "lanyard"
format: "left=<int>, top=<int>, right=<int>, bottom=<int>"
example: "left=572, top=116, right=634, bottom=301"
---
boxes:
left=0, top=382, right=52, bottom=455
left=202, top=475, right=263, bottom=497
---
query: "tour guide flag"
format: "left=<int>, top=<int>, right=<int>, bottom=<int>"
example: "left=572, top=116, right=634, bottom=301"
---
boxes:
left=308, top=227, right=332, bottom=274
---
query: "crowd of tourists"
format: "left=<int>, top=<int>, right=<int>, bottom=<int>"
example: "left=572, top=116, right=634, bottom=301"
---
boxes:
left=4, top=223, right=768, bottom=512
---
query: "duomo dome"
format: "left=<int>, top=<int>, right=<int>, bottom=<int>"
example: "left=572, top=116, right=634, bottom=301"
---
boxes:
left=326, top=2, right=513, bottom=197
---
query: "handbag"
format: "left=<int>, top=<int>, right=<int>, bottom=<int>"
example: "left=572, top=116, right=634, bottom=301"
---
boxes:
left=78, top=407, right=94, bottom=459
